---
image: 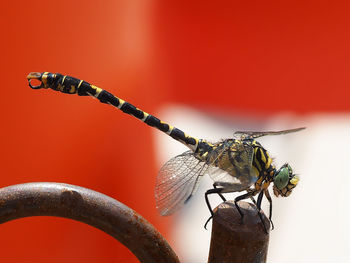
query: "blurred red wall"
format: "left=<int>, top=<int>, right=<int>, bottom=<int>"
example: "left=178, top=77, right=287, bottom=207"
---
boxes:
left=1, top=0, right=350, bottom=262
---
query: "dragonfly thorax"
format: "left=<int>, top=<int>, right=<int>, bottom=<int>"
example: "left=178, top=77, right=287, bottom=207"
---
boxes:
left=250, top=140, right=274, bottom=177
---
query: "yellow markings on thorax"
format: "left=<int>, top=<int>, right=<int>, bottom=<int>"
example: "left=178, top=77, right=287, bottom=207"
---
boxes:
left=265, top=152, right=272, bottom=169
left=253, top=148, right=262, bottom=171
left=201, top=151, right=208, bottom=158
left=253, top=144, right=273, bottom=172
left=259, top=148, right=267, bottom=164
left=252, top=166, right=259, bottom=177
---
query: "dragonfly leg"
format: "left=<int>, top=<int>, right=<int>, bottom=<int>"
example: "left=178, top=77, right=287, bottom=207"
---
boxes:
left=256, top=191, right=269, bottom=233
left=213, top=183, right=226, bottom=202
left=204, top=187, right=223, bottom=229
left=234, top=192, right=253, bottom=218
left=264, top=189, right=274, bottom=230
left=248, top=191, right=257, bottom=205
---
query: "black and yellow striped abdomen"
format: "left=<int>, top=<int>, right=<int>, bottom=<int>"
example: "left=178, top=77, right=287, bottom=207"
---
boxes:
left=28, top=72, right=200, bottom=152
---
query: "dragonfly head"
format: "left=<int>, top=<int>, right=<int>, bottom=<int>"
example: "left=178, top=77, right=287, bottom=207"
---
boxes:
left=273, top=163, right=299, bottom=197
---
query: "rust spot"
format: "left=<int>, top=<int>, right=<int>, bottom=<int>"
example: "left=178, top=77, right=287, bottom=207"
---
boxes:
left=60, top=189, right=82, bottom=207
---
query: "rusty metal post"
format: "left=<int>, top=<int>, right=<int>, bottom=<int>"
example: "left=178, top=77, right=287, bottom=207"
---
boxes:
left=208, top=201, right=270, bottom=263
left=0, top=182, right=179, bottom=263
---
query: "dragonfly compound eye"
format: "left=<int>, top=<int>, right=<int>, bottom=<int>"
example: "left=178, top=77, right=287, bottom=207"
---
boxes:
left=274, top=166, right=290, bottom=190
left=273, top=164, right=299, bottom=197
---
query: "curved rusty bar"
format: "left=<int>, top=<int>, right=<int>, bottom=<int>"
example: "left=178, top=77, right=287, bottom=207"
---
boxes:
left=0, top=182, right=179, bottom=263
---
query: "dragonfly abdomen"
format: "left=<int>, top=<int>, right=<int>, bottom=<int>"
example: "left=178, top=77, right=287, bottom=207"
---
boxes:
left=27, top=72, right=199, bottom=151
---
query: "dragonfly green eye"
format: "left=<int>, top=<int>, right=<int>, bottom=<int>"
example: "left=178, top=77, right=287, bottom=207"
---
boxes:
left=273, top=164, right=299, bottom=197
left=274, top=165, right=291, bottom=190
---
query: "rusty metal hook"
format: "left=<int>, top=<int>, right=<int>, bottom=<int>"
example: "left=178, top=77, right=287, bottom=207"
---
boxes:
left=0, top=182, right=179, bottom=263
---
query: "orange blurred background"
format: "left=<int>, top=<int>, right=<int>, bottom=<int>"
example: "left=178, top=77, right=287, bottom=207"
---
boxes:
left=1, top=0, right=350, bottom=262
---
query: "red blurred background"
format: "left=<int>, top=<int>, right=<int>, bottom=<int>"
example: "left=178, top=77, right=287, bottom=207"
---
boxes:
left=1, top=0, right=350, bottom=262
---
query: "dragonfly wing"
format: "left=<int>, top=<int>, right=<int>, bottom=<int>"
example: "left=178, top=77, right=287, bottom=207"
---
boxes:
left=234, top=127, right=305, bottom=139
left=155, top=151, right=208, bottom=216
left=207, top=141, right=258, bottom=192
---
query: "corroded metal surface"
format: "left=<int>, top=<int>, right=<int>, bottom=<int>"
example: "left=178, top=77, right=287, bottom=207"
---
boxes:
left=0, top=182, right=179, bottom=263
left=208, top=201, right=270, bottom=263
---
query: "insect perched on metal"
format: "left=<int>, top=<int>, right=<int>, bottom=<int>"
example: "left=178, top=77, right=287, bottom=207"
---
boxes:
left=27, top=72, right=304, bottom=232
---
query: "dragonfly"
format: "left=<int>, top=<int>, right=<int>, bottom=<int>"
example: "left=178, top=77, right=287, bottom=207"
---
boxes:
left=27, top=72, right=304, bottom=232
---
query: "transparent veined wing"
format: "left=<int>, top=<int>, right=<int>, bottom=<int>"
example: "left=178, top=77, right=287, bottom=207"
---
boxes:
left=234, top=127, right=305, bottom=140
left=155, top=151, right=209, bottom=216
left=207, top=140, right=258, bottom=192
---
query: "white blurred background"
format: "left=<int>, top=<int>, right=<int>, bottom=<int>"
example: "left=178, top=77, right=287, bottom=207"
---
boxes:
left=154, top=106, right=350, bottom=263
